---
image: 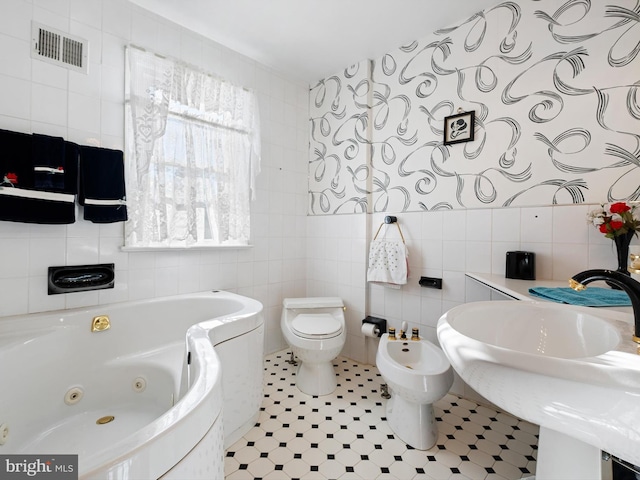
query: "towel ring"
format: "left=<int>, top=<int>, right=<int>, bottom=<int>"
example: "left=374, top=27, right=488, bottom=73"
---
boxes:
left=373, top=220, right=406, bottom=243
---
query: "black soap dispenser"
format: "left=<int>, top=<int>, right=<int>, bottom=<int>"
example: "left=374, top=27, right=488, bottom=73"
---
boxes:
left=505, top=251, right=535, bottom=280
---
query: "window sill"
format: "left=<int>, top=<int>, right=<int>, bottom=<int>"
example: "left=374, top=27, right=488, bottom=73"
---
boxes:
left=121, top=244, right=253, bottom=252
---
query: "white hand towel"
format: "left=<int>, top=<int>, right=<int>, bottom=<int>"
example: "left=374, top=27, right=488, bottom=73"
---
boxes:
left=367, top=239, right=408, bottom=289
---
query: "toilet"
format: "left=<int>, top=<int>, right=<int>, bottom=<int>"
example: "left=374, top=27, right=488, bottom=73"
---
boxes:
left=281, top=297, right=346, bottom=396
left=376, top=329, right=453, bottom=449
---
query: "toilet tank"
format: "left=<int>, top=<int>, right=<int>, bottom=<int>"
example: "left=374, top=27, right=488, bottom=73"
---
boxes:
left=283, top=297, right=344, bottom=310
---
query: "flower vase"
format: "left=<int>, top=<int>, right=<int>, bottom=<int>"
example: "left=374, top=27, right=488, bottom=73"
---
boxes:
left=607, top=231, right=635, bottom=289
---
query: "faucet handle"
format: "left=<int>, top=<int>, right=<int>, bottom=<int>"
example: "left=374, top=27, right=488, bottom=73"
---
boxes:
left=569, top=278, right=586, bottom=291
left=411, top=328, right=420, bottom=341
left=388, top=327, right=396, bottom=340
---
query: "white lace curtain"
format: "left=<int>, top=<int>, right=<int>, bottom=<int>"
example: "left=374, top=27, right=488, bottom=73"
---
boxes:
left=124, top=46, right=260, bottom=247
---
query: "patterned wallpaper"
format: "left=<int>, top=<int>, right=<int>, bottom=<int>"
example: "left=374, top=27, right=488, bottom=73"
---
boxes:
left=308, top=0, right=640, bottom=214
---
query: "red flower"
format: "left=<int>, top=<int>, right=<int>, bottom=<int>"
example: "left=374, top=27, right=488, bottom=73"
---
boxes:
left=610, top=202, right=631, bottom=214
left=600, top=220, right=626, bottom=234
left=6, top=173, right=17, bottom=184
left=609, top=220, right=624, bottom=231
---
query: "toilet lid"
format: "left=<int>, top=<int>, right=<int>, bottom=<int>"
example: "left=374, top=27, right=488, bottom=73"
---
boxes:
left=291, top=314, right=342, bottom=339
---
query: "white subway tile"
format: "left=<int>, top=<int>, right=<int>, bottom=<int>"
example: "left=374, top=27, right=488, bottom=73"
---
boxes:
left=65, top=290, right=99, bottom=309
left=0, top=278, right=29, bottom=316
left=28, top=275, right=65, bottom=313
left=100, top=99, right=123, bottom=137
left=0, top=239, right=29, bottom=278
left=521, top=242, right=552, bottom=280
left=0, top=34, right=31, bottom=80
left=466, top=209, right=491, bottom=242
left=178, top=264, right=200, bottom=294
left=102, top=0, right=131, bottom=40
left=155, top=266, right=179, bottom=297
left=491, top=241, right=520, bottom=276
left=128, top=268, right=155, bottom=300
left=29, top=237, right=66, bottom=277
left=552, top=243, right=588, bottom=280
left=70, top=0, right=102, bottom=29
left=465, top=241, right=491, bottom=273
left=32, top=57, right=69, bottom=90
left=520, top=207, right=552, bottom=243
left=69, top=92, right=101, bottom=134
left=443, top=209, right=466, bottom=241
left=492, top=207, right=520, bottom=242
left=131, top=8, right=158, bottom=47
left=0, top=0, right=32, bottom=41
left=99, top=236, right=129, bottom=270
left=99, top=269, right=129, bottom=304
left=442, top=240, right=466, bottom=271
left=34, top=0, right=70, bottom=18
left=66, top=236, right=100, bottom=265
left=31, top=83, right=68, bottom=126
left=442, top=271, right=466, bottom=302
left=0, top=74, right=31, bottom=120
left=0, top=220, right=31, bottom=238
left=552, top=204, right=589, bottom=244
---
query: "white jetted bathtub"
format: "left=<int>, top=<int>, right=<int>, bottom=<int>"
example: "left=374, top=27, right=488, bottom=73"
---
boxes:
left=0, top=291, right=264, bottom=479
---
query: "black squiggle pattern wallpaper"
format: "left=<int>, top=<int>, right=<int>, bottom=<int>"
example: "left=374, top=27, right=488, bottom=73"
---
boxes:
left=308, top=0, right=640, bottom=214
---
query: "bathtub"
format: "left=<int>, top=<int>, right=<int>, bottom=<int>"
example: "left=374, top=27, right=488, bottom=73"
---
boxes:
left=0, top=291, right=264, bottom=479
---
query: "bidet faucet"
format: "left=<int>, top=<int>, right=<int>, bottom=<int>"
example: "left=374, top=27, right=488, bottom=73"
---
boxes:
left=400, top=321, right=408, bottom=340
left=570, top=269, right=640, bottom=344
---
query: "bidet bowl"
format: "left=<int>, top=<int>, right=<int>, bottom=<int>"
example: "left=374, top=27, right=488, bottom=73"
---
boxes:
left=437, top=300, right=640, bottom=476
left=377, top=336, right=452, bottom=404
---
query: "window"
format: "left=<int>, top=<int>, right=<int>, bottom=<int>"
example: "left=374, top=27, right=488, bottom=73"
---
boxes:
left=124, top=46, right=260, bottom=248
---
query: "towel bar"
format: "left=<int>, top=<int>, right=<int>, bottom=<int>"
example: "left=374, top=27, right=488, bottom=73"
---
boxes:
left=374, top=217, right=405, bottom=243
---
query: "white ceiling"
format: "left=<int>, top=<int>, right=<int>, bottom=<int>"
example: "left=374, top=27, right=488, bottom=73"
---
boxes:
left=129, top=0, right=499, bottom=83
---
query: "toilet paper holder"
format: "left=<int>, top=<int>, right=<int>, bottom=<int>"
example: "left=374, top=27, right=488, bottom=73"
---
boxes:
left=362, top=316, right=387, bottom=337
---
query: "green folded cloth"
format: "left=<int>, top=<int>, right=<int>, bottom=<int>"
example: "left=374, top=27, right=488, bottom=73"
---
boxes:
left=528, top=286, right=631, bottom=307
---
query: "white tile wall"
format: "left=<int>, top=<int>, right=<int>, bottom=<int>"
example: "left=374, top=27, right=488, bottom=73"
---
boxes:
left=306, top=204, right=630, bottom=364
left=0, top=0, right=309, bottom=353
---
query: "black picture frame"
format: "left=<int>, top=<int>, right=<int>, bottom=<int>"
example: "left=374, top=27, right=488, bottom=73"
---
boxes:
left=443, top=111, right=475, bottom=146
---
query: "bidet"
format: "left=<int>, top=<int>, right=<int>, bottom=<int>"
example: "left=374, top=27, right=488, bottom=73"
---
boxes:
left=376, top=334, right=453, bottom=449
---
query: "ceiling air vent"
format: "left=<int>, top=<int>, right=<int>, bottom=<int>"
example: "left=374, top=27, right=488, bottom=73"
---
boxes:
left=31, top=22, right=88, bottom=74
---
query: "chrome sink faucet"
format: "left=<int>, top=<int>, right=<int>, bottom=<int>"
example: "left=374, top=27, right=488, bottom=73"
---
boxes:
left=570, top=269, right=640, bottom=344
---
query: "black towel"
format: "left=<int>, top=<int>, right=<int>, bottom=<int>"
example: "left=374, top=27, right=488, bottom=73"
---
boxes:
left=32, top=133, right=66, bottom=190
left=0, top=129, right=33, bottom=188
left=79, top=146, right=127, bottom=223
left=0, top=129, right=75, bottom=224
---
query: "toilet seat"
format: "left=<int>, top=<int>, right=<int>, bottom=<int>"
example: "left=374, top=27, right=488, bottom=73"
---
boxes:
left=291, top=314, right=342, bottom=339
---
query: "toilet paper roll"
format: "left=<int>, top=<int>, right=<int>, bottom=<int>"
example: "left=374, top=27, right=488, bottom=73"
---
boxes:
left=361, top=323, right=379, bottom=338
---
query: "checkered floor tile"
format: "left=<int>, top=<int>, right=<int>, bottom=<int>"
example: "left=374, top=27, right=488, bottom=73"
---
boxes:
left=225, top=350, right=538, bottom=479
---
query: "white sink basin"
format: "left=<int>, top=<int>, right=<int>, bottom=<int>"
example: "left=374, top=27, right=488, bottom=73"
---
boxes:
left=449, top=301, right=620, bottom=358
left=437, top=301, right=640, bottom=479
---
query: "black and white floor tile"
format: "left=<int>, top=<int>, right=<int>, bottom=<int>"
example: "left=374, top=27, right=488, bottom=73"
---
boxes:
left=225, top=350, right=538, bottom=480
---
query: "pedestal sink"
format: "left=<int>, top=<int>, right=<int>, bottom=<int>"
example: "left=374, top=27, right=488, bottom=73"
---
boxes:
left=437, top=301, right=640, bottom=480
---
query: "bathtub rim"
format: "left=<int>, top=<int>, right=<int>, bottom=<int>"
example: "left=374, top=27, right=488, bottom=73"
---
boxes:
left=0, top=290, right=263, bottom=479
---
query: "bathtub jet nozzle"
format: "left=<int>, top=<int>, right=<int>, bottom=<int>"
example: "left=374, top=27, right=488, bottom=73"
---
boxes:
left=91, top=315, right=110, bottom=332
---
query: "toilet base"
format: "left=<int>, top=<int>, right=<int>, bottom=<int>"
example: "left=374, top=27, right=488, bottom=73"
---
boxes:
left=296, top=361, right=337, bottom=396
left=386, top=395, right=438, bottom=450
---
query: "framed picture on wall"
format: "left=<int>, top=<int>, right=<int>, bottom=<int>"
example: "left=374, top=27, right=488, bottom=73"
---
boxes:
left=443, top=111, right=475, bottom=145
